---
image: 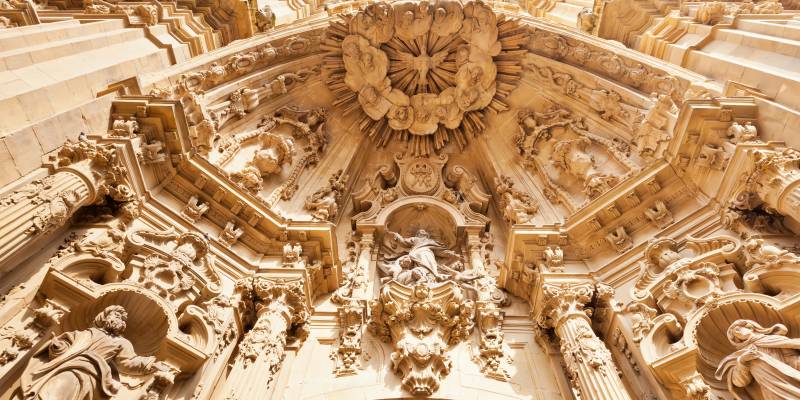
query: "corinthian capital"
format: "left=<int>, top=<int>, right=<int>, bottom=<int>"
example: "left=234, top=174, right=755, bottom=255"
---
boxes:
left=53, top=139, right=134, bottom=202
left=746, top=147, right=800, bottom=190
left=237, top=276, right=310, bottom=332
left=539, top=281, right=595, bottom=328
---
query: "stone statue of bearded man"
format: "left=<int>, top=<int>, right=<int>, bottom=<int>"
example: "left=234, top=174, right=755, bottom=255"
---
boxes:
left=17, top=305, right=169, bottom=400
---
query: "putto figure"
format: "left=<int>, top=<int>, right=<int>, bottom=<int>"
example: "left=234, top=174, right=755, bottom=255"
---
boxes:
left=17, top=305, right=170, bottom=400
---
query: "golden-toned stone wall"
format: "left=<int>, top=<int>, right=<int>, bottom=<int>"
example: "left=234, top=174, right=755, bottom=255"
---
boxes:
left=0, top=1, right=799, bottom=399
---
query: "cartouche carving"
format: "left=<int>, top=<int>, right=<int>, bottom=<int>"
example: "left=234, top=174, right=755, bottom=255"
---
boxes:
left=552, top=138, right=619, bottom=199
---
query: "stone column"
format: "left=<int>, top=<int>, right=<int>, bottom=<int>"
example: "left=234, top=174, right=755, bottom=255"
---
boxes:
left=0, top=139, right=131, bottom=271
left=223, top=276, right=308, bottom=399
left=330, top=232, right=371, bottom=376
left=354, top=232, right=373, bottom=298
left=539, top=282, right=632, bottom=400
left=747, top=148, right=800, bottom=223
left=467, top=230, right=486, bottom=275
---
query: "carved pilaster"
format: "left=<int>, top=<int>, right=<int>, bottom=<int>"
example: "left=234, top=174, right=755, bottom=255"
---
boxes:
left=539, top=282, right=632, bottom=400
left=330, top=233, right=372, bottom=376
left=223, top=276, right=309, bottom=399
left=0, top=139, right=132, bottom=271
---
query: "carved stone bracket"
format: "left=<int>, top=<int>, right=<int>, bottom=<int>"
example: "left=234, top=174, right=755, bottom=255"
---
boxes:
left=368, top=281, right=474, bottom=396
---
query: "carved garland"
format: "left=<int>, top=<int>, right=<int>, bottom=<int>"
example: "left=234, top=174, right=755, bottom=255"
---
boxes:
left=322, top=0, right=527, bottom=156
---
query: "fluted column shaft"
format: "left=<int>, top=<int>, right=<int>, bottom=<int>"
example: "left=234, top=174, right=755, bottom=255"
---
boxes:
left=224, top=300, right=292, bottom=398
left=0, top=170, right=92, bottom=263
left=541, top=282, right=632, bottom=400
left=224, top=277, right=308, bottom=399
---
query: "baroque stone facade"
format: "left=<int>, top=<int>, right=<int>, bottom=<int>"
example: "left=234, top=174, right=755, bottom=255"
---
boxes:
left=1, top=1, right=800, bottom=399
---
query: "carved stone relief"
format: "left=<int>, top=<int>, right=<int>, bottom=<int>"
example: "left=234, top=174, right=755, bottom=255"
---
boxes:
left=16, top=306, right=177, bottom=400
left=322, top=1, right=527, bottom=155
left=514, top=106, right=635, bottom=210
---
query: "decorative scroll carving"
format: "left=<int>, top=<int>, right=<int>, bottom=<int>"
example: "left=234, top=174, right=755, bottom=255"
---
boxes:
left=218, top=222, right=243, bottom=247
left=716, top=319, right=800, bottom=399
left=633, top=94, right=674, bottom=159
left=17, top=306, right=175, bottom=400
left=625, top=302, right=657, bottom=343
left=522, top=59, right=646, bottom=131
left=181, top=195, right=209, bottom=223
left=644, top=200, right=673, bottom=229
left=474, top=302, right=512, bottom=381
left=330, top=300, right=366, bottom=376
left=605, top=226, right=632, bottom=253
left=514, top=106, right=633, bottom=209
left=352, top=154, right=489, bottom=226
left=632, top=237, right=740, bottom=318
left=540, top=245, right=564, bottom=273
left=323, top=1, right=527, bottom=155
left=692, top=0, right=783, bottom=25
left=368, top=281, right=474, bottom=396
left=553, top=138, right=620, bottom=199
left=527, top=28, right=684, bottom=103
left=494, top=175, right=538, bottom=224
left=126, top=228, right=222, bottom=310
left=305, top=170, right=348, bottom=221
